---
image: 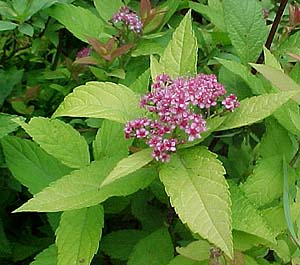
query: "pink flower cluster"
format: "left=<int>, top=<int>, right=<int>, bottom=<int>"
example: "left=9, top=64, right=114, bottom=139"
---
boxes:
left=125, top=73, right=240, bottom=162
left=222, top=94, right=240, bottom=112
left=76, top=47, right=91, bottom=59
left=112, top=6, right=143, bottom=34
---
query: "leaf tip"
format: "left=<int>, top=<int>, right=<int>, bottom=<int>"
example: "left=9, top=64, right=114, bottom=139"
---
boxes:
left=12, top=205, right=25, bottom=214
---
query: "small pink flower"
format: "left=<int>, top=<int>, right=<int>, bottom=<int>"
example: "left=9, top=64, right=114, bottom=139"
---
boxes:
left=112, top=6, right=143, bottom=34
left=124, top=73, right=239, bottom=162
left=76, top=47, right=91, bottom=59
left=222, top=94, right=240, bottom=112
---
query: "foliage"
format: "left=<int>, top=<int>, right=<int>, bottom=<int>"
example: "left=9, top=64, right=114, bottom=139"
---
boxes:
left=1, top=0, right=300, bottom=264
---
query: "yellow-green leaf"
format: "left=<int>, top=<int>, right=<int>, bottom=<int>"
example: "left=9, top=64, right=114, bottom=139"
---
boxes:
left=47, top=3, right=107, bottom=43
left=217, top=91, right=298, bottom=131
left=30, top=244, right=57, bottom=265
left=159, top=147, right=233, bottom=258
left=263, top=47, right=282, bottom=70
left=230, top=182, right=276, bottom=244
left=53, top=82, right=142, bottom=123
left=56, top=205, right=104, bottom=265
left=160, top=10, right=197, bottom=77
left=251, top=64, right=300, bottom=102
left=13, top=158, right=156, bottom=212
left=93, top=120, right=131, bottom=161
left=1, top=136, right=71, bottom=194
left=150, top=55, right=164, bottom=81
left=19, top=117, right=90, bottom=169
left=100, top=148, right=153, bottom=188
left=176, top=240, right=211, bottom=261
left=223, top=0, right=268, bottom=63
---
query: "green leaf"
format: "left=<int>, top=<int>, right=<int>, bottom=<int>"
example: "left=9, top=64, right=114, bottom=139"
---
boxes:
left=262, top=203, right=300, bottom=236
left=0, top=114, right=23, bottom=138
left=129, top=69, right=150, bottom=95
left=251, top=64, right=300, bottom=102
left=159, top=147, right=233, bottom=258
left=100, top=230, right=148, bottom=261
left=47, top=212, right=61, bottom=231
left=11, top=242, right=41, bottom=262
left=1, top=136, right=71, bottom=194
left=189, top=0, right=225, bottom=31
left=150, top=179, right=169, bottom=204
left=100, top=148, right=153, bottom=187
left=103, top=196, right=130, bottom=214
left=229, top=182, right=275, bottom=243
left=18, top=23, right=34, bottom=36
left=241, top=156, right=290, bottom=207
left=241, top=118, right=298, bottom=207
left=56, top=205, right=104, bottom=265
left=94, top=0, right=124, bottom=21
left=233, top=231, right=266, bottom=251
left=0, top=67, right=23, bottom=107
left=0, top=1, right=17, bottom=20
left=167, top=256, right=206, bottom=265
left=12, top=0, right=28, bottom=16
left=30, top=244, right=57, bottom=265
left=93, top=120, right=131, bottom=161
left=176, top=240, right=211, bottom=261
left=282, top=157, right=300, bottom=246
left=263, top=47, right=282, bottom=70
left=157, top=0, right=180, bottom=32
left=19, top=117, right=90, bottom=169
left=150, top=55, right=164, bottom=80
left=276, top=32, right=300, bottom=56
left=13, top=158, right=156, bottom=212
left=160, top=10, right=197, bottom=77
left=216, top=58, right=266, bottom=95
left=25, top=0, right=58, bottom=20
left=128, top=228, right=174, bottom=265
left=47, top=3, right=107, bottom=43
left=290, top=62, right=300, bottom=84
left=223, top=0, right=268, bottom=63
left=245, top=255, right=260, bottom=265
left=132, top=37, right=166, bottom=57
left=270, top=239, right=291, bottom=264
left=274, top=101, right=300, bottom=136
left=216, top=91, right=298, bottom=131
left=53, top=82, right=142, bottom=123
left=259, top=118, right=297, bottom=161
left=0, top=20, right=17, bottom=31
left=131, top=191, right=166, bottom=231
left=0, top=218, right=11, bottom=257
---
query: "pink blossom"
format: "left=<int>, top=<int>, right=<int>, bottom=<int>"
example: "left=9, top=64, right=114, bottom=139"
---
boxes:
left=76, top=47, right=91, bottom=59
left=124, top=73, right=239, bottom=162
left=222, top=94, right=240, bottom=112
left=112, top=6, right=143, bottom=34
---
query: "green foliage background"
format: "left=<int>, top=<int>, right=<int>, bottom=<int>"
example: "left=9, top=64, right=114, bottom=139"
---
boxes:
left=1, top=0, right=300, bottom=264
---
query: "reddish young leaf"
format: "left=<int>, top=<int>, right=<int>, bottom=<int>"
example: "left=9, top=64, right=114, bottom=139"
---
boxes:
left=288, top=52, right=300, bottom=61
left=74, top=56, right=99, bottom=65
left=289, top=3, right=300, bottom=26
left=106, top=37, right=117, bottom=52
left=87, top=37, right=107, bottom=55
left=140, top=0, right=151, bottom=19
left=111, top=44, right=134, bottom=60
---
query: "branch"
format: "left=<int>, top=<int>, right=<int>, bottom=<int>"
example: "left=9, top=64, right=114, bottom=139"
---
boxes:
left=252, top=0, right=288, bottom=73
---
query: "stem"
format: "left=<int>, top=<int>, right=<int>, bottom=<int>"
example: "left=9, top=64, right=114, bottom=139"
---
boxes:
left=51, top=29, right=63, bottom=70
left=253, top=0, right=288, bottom=73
